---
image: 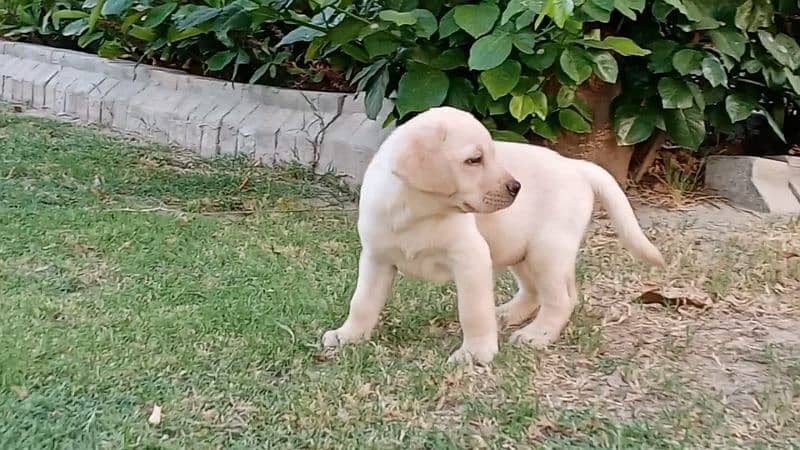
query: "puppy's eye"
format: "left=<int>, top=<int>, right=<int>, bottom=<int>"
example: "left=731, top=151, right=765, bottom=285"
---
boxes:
left=465, top=156, right=483, bottom=165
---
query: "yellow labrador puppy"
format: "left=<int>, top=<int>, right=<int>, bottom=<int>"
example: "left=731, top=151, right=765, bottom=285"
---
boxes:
left=323, top=107, right=664, bottom=364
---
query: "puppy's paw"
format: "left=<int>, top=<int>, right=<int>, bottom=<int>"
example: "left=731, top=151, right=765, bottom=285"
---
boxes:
left=495, top=304, right=533, bottom=328
left=447, top=340, right=498, bottom=365
left=321, top=327, right=368, bottom=348
left=508, top=326, right=559, bottom=348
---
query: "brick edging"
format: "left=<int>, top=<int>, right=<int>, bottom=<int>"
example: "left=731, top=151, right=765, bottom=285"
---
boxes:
left=0, top=41, right=393, bottom=183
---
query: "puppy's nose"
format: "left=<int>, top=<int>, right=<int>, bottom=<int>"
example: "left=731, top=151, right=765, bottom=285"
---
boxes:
left=506, top=179, right=521, bottom=197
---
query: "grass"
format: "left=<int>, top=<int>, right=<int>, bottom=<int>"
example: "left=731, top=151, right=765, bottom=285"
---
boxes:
left=2, top=105, right=800, bottom=448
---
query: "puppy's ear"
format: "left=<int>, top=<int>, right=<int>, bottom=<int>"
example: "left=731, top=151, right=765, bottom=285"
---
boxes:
left=392, top=122, right=456, bottom=195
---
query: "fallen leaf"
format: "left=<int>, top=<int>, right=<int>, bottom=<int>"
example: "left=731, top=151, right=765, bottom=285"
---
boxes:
left=148, top=404, right=162, bottom=426
left=634, top=286, right=711, bottom=308
left=11, top=385, right=29, bottom=399
left=606, top=367, right=627, bottom=388
left=784, top=251, right=799, bottom=259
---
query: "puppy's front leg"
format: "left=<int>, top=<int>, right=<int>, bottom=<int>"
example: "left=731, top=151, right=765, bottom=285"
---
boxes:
left=323, top=249, right=396, bottom=348
left=448, top=242, right=498, bottom=365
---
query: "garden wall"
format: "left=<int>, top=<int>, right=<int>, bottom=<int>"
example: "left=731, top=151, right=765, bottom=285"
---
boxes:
left=0, top=41, right=393, bottom=183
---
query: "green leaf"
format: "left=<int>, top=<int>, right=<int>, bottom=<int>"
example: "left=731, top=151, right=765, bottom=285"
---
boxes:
left=679, top=0, right=721, bottom=29
left=97, top=40, right=125, bottom=58
left=590, top=51, right=618, bottom=83
left=647, top=39, right=679, bottom=73
left=454, top=3, right=499, bottom=38
left=528, top=91, right=548, bottom=119
left=378, top=10, right=417, bottom=26
left=708, top=28, right=747, bottom=61
left=664, top=105, right=705, bottom=149
left=784, top=68, right=800, bottom=96
left=557, top=86, right=575, bottom=108
left=502, top=0, right=545, bottom=24
left=491, top=129, right=529, bottom=143
left=613, top=104, right=657, bottom=145
left=686, top=81, right=704, bottom=110
left=725, top=94, right=756, bottom=123
left=62, top=18, right=89, bottom=36
left=365, top=66, right=390, bottom=120
left=431, top=49, right=467, bottom=70
left=142, top=3, right=177, bottom=28
left=174, top=5, right=220, bottom=30
left=672, top=49, right=704, bottom=75
left=538, top=0, right=575, bottom=28
left=559, top=47, right=593, bottom=84
left=510, top=94, right=535, bottom=121
left=703, top=86, right=726, bottom=105
left=652, top=0, right=674, bottom=21
left=735, top=0, right=773, bottom=32
left=90, top=0, right=106, bottom=34
left=515, top=10, right=537, bottom=29
left=279, top=27, right=324, bottom=47
left=614, top=0, right=644, bottom=20
left=77, top=31, right=103, bottom=48
left=101, top=0, right=132, bottom=16
left=531, top=117, right=558, bottom=141
left=559, top=109, right=592, bottom=133
left=758, top=31, right=800, bottom=71
left=480, top=60, right=522, bottom=100
left=128, top=25, right=157, bottom=41
left=412, top=9, right=438, bottom=38
left=701, top=56, right=728, bottom=87
left=438, top=8, right=459, bottom=38
left=249, top=63, right=271, bottom=84
left=364, top=32, right=400, bottom=58
left=327, top=17, right=366, bottom=44
left=445, top=77, right=474, bottom=111
left=580, top=0, right=613, bottom=22
left=757, top=109, right=786, bottom=142
left=512, top=32, right=536, bottom=54
left=520, top=43, right=559, bottom=71
left=601, top=36, right=650, bottom=56
left=658, top=78, right=693, bottom=109
left=53, top=10, right=90, bottom=20
left=396, top=65, right=450, bottom=118
left=167, top=25, right=206, bottom=42
left=510, top=91, right=547, bottom=120
left=468, top=32, right=513, bottom=70
left=207, top=50, right=236, bottom=71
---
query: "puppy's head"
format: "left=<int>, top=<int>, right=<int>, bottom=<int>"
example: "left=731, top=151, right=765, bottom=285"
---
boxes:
left=391, top=107, right=520, bottom=214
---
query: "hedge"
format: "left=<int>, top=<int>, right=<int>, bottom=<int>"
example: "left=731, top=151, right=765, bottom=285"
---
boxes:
left=1, top=0, right=799, bottom=150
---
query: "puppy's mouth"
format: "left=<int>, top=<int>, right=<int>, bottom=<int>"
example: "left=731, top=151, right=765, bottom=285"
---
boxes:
left=458, top=202, right=477, bottom=213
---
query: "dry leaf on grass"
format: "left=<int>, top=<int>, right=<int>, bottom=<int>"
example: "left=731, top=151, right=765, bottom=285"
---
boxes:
left=148, top=404, right=162, bottom=425
left=606, top=367, right=627, bottom=388
left=11, top=385, right=29, bottom=400
left=634, top=286, right=711, bottom=309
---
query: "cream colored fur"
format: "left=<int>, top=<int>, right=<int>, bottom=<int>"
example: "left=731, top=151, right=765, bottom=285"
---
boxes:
left=323, top=107, right=664, bottom=364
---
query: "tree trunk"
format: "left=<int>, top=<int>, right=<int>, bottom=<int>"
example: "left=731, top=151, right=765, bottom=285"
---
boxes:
left=535, top=76, right=633, bottom=186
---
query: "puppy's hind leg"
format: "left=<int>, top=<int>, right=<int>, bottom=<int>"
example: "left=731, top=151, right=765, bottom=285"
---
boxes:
left=323, top=250, right=396, bottom=348
left=496, top=261, right=539, bottom=328
left=509, top=240, right=579, bottom=348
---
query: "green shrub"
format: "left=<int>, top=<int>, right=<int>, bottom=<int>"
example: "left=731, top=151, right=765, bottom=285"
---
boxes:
left=1, top=0, right=799, bottom=149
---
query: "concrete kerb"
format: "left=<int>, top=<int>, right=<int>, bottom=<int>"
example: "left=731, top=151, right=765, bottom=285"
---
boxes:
left=705, top=155, right=800, bottom=214
left=0, top=40, right=393, bottom=184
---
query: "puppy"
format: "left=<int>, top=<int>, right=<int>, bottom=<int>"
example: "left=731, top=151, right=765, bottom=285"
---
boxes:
left=323, top=107, right=664, bottom=364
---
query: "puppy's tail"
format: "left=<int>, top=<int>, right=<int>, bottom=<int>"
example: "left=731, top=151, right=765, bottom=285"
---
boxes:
left=580, top=161, right=665, bottom=267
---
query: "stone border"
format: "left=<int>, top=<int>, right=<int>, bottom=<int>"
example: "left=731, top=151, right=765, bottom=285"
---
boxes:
left=705, top=155, right=800, bottom=214
left=0, top=41, right=393, bottom=183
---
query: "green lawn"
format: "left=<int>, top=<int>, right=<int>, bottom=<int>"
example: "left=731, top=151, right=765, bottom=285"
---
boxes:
left=1, top=106, right=799, bottom=449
